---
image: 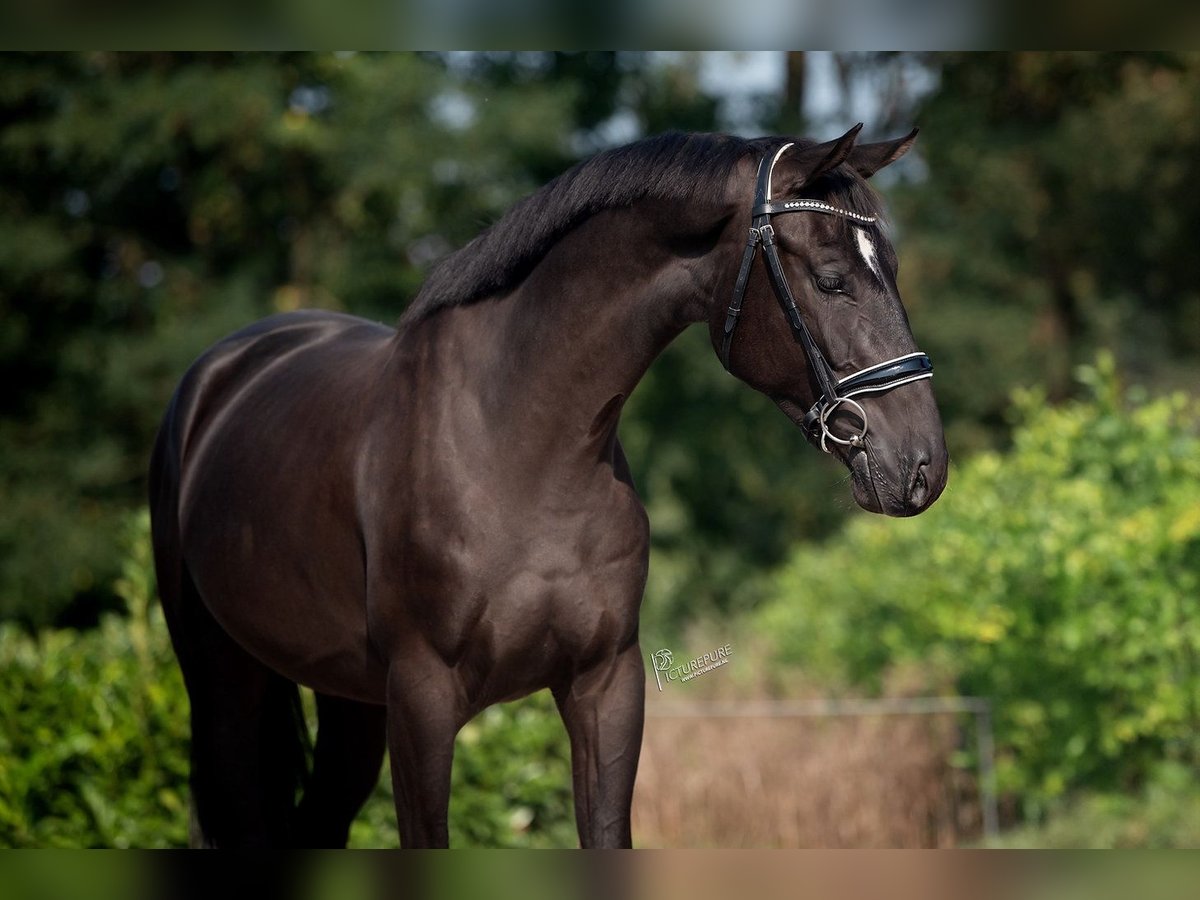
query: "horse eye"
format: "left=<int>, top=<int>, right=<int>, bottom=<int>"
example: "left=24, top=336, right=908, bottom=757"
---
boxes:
left=816, top=274, right=844, bottom=293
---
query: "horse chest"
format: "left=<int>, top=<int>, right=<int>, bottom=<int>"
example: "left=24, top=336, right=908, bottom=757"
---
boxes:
left=372, top=484, right=648, bottom=697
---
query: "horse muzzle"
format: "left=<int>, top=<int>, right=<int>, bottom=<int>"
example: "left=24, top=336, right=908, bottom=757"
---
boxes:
left=847, top=437, right=948, bottom=517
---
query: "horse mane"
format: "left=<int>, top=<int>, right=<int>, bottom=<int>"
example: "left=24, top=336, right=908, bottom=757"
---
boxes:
left=401, top=131, right=886, bottom=322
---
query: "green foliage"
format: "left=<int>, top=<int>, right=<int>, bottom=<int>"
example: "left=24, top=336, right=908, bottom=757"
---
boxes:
left=0, top=512, right=189, bottom=847
left=756, top=355, right=1200, bottom=816
left=348, top=689, right=575, bottom=849
left=448, top=693, right=575, bottom=848
left=891, top=51, right=1200, bottom=454
left=0, top=510, right=575, bottom=848
left=992, top=763, right=1200, bottom=848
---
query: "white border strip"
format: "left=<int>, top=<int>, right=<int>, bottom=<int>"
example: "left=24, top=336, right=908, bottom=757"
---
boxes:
left=764, top=141, right=794, bottom=200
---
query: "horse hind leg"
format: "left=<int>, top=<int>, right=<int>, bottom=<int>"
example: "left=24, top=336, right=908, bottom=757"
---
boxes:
left=159, top=557, right=383, bottom=847
left=293, top=693, right=387, bottom=848
left=158, top=561, right=310, bottom=847
left=151, top=404, right=311, bottom=846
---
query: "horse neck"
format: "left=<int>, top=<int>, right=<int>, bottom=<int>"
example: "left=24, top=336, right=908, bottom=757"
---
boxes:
left=403, top=203, right=724, bottom=467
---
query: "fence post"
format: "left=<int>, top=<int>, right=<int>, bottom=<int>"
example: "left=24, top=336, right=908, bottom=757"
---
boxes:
left=975, top=702, right=999, bottom=844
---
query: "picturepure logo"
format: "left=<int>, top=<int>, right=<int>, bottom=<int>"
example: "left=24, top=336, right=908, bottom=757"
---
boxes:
left=650, top=643, right=732, bottom=692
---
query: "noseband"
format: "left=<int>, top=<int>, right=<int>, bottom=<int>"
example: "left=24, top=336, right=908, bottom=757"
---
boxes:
left=720, top=143, right=934, bottom=453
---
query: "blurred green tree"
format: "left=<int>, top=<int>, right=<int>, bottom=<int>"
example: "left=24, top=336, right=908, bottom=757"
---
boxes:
left=881, top=52, right=1200, bottom=453
left=1, top=52, right=481, bottom=623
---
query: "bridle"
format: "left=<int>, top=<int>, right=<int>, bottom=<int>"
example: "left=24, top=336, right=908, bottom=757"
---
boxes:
left=720, top=142, right=934, bottom=454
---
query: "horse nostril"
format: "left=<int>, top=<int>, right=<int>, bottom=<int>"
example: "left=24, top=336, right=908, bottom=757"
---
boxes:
left=907, top=459, right=931, bottom=511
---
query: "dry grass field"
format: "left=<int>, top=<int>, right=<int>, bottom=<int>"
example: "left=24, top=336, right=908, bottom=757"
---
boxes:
left=632, top=708, right=981, bottom=848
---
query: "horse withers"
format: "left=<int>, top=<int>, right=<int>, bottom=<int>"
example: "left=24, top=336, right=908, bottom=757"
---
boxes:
left=149, top=126, right=947, bottom=848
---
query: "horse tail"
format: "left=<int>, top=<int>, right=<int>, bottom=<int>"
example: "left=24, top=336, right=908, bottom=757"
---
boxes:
left=174, top=566, right=313, bottom=848
left=242, top=674, right=313, bottom=843
left=150, top=390, right=311, bottom=847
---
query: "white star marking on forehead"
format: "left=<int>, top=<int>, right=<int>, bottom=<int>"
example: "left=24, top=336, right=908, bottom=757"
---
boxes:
left=854, top=227, right=884, bottom=285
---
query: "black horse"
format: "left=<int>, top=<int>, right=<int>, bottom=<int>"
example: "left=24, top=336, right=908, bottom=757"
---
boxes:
left=149, top=126, right=947, bottom=848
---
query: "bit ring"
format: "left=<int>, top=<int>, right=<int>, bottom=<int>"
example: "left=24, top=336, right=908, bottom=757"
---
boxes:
left=818, top=396, right=868, bottom=454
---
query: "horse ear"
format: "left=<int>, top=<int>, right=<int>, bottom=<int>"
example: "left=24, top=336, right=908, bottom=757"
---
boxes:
left=773, top=123, right=864, bottom=193
left=849, top=127, right=919, bottom=179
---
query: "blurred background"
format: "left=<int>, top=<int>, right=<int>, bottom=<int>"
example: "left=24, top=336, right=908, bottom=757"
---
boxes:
left=0, top=51, right=1198, bottom=848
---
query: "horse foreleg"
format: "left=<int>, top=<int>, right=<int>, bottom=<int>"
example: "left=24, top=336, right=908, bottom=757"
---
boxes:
left=554, top=643, right=646, bottom=848
left=385, top=653, right=463, bottom=848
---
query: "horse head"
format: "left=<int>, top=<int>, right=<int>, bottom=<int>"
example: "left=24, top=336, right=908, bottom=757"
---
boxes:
left=710, top=126, right=948, bottom=516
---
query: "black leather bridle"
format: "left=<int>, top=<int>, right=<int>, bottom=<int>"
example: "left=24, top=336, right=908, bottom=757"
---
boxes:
left=720, top=142, right=934, bottom=453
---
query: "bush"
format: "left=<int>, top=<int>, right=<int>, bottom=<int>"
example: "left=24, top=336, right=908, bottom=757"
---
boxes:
left=350, top=690, right=575, bottom=849
left=992, top=763, right=1200, bottom=848
left=755, top=354, right=1200, bottom=818
left=0, top=512, right=574, bottom=847
left=0, top=512, right=189, bottom=847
